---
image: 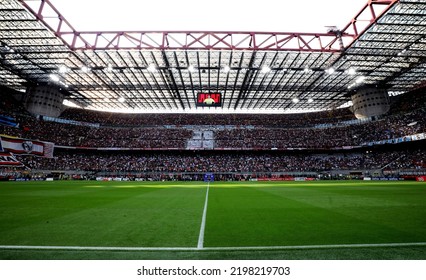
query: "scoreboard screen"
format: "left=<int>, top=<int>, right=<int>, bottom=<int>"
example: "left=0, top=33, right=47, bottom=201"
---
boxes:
left=196, top=92, right=222, bottom=107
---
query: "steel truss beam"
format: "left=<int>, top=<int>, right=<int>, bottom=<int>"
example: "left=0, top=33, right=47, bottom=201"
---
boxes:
left=56, top=31, right=350, bottom=52
left=340, top=0, right=400, bottom=39
left=16, top=0, right=400, bottom=52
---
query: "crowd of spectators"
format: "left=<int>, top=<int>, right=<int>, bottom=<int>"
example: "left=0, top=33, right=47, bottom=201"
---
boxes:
left=0, top=116, right=192, bottom=148
left=59, top=107, right=355, bottom=128
left=215, top=108, right=426, bottom=149
left=384, top=149, right=426, bottom=170
left=0, top=87, right=30, bottom=117
left=388, top=87, right=426, bottom=115
left=1, top=106, right=424, bottom=150
left=16, top=149, right=425, bottom=173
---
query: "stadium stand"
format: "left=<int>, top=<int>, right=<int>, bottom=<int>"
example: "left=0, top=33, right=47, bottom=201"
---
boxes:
left=14, top=148, right=426, bottom=174
left=58, top=107, right=356, bottom=128
left=1, top=92, right=425, bottom=150
left=1, top=87, right=425, bottom=181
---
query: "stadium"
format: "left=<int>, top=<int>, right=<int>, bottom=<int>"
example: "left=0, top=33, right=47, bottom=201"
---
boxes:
left=0, top=0, right=425, bottom=260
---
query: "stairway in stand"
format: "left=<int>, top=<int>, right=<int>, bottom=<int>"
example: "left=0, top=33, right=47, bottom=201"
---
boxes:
left=186, top=129, right=214, bottom=150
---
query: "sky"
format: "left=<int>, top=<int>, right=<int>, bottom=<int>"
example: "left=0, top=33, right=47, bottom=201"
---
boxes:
left=49, top=0, right=369, bottom=33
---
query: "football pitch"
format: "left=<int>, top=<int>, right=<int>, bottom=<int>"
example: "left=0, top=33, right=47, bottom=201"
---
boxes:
left=0, top=180, right=425, bottom=259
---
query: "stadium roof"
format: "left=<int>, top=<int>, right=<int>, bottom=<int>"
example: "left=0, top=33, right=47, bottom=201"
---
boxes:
left=0, top=0, right=425, bottom=113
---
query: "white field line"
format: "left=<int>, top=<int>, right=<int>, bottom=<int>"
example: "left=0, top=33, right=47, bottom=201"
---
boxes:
left=197, top=181, right=210, bottom=249
left=1, top=242, right=426, bottom=252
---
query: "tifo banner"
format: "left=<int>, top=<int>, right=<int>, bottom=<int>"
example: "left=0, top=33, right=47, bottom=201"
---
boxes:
left=363, top=132, right=426, bottom=147
left=0, top=135, right=54, bottom=158
left=0, top=152, right=22, bottom=166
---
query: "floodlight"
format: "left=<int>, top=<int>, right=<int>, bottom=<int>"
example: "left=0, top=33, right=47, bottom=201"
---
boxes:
left=59, top=66, right=68, bottom=73
left=356, top=76, right=366, bottom=84
left=49, top=74, right=60, bottom=82
left=325, top=68, right=335, bottom=74
left=398, top=49, right=407, bottom=56
left=347, top=68, right=356, bottom=75
left=261, top=66, right=271, bottom=73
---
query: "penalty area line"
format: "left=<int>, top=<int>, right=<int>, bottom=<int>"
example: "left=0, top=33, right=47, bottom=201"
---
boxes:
left=1, top=242, right=426, bottom=252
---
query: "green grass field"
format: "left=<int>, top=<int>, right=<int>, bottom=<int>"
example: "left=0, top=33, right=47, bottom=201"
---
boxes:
left=0, top=180, right=425, bottom=259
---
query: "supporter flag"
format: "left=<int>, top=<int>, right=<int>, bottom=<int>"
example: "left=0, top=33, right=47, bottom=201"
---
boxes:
left=0, top=135, right=54, bottom=158
left=0, top=152, right=22, bottom=166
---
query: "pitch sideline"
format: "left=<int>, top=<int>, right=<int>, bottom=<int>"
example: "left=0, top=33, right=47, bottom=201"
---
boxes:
left=1, top=242, right=426, bottom=252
